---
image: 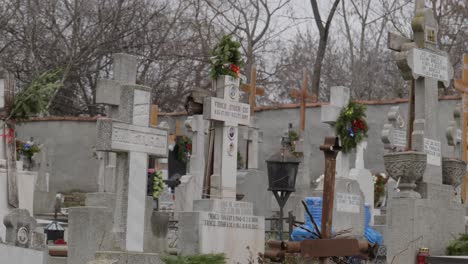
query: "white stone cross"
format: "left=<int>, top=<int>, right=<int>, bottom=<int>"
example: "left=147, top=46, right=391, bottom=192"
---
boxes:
left=381, top=106, right=407, bottom=152
left=393, top=4, right=453, bottom=182
left=96, top=53, right=168, bottom=252
left=203, top=75, right=250, bottom=200
left=321, top=86, right=352, bottom=178
left=446, top=103, right=462, bottom=158
left=184, top=115, right=208, bottom=199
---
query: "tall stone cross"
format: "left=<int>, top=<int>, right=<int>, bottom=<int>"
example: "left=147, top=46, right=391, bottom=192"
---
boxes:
left=393, top=1, right=453, bottom=183
left=289, top=68, right=317, bottom=131
left=0, top=69, right=18, bottom=208
left=241, top=65, right=264, bottom=169
left=95, top=53, right=168, bottom=252
left=204, top=75, right=250, bottom=199
left=184, top=115, right=208, bottom=199
left=381, top=106, right=408, bottom=152
left=321, top=86, right=352, bottom=178
left=454, top=54, right=468, bottom=202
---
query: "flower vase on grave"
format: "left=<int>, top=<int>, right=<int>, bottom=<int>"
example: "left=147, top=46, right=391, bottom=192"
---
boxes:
left=383, top=151, right=427, bottom=198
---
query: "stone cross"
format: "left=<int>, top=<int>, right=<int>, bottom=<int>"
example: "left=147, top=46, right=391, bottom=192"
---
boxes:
left=446, top=104, right=462, bottom=158
left=289, top=68, right=317, bottom=131
left=96, top=151, right=116, bottom=193
left=96, top=53, right=168, bottom=252
left=0, top=70, right=18, bottom=208
left=321, top=86, right=351, bottom=178
left=381, top=106, right=407, bottom=152
left=241, top=65, right=264, bottom=169
left=204, top=75, right=250, bottom=199
left=393, top=2, right=453, bottom=183
left=184, top=115, right=208, bottom=198
left=3, top=209, right=45, bottom=249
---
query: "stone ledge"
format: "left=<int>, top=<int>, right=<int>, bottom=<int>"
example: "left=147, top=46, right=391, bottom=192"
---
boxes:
left=93, top=251, right=163, bottom=264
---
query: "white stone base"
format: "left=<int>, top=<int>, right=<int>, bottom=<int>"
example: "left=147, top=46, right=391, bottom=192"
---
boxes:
left=0, top=243, right=47, bottom=264
left=178, top=199, right=265, bottom=264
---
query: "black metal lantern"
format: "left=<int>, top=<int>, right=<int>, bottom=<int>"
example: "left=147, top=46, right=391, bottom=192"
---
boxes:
left=44, top=221, right=65, bottom=243
left=266, top=124, right=300, bottom=240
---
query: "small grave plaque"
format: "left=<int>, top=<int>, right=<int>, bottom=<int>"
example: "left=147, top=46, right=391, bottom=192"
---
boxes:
left=424, top=138, right=441, bottom=166
left=411, top=48, right=449, bottom=82
left=17, top=227, right=29, bottom=245
left=203, top=97, right=250, bottom=126
left=336, top=193, right=361, bottom=213
left=393, top=129, right=407, bottom=148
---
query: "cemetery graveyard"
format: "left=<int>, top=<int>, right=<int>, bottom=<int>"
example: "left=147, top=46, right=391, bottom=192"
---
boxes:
left=0, top=0, right=467, bottom=263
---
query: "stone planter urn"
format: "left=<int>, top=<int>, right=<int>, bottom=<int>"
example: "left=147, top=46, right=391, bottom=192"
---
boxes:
left=442, top=157, right=466, bottom=188
left=383, top=151, right=427, bottom=198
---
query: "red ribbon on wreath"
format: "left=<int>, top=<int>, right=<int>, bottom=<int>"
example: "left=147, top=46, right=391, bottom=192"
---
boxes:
left=1, top=127, right=15, bottom=144
left=230, top=64, right=240, bottom=78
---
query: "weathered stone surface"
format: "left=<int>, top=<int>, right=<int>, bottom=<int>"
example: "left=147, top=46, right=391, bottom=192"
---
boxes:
left=178, top=200, right=265, bottom=264
left=68, top=206, right=113, bottom=264
left=236, top=169, right=271, bottom=217
left=144, top=207, right=169, bottom=254
left=0, top=242, right=47, bottom=264
left=92, top=251, right=163, bottom=264
left=386, top=198, right=464, bottom=263
left=96, top=119, right=168, bottom=156
left=86, top=192, right=116, bottom=209
left=3, top=209, right=39, bottom=248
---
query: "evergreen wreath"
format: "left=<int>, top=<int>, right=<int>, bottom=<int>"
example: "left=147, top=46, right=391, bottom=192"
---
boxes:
left=209, top=35, right=244, bottom=80
left=334, top=101, right=368, bottom=153
left=175, top=136, right=192, bottom=164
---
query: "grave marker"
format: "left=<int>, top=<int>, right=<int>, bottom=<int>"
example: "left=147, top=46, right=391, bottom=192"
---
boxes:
left=381, top=106, right=407, bottom=151
left=321, top=86, right=352, bottom=178
left=95, top=53, right=168, bottom=252
left=446, top=104, right=462, bottom=158
left=394, top=1, right=453, bottom=180
left=289, top=68, right=317, bottom=131
left=203, top=75, right=250, bottom=199
left=240, top=65, right=265, bottom=169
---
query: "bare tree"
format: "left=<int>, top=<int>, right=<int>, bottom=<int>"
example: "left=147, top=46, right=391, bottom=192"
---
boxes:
left=309, top=0, right=341, bottom=98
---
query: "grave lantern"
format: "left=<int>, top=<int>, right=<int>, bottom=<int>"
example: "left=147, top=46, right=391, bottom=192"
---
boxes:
left=266, top=124, right=300, bottom=240
left=44, top=221, right=65, bottom=243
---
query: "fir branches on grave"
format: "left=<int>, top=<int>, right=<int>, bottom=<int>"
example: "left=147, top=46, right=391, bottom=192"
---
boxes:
left=9, top=69, right=63, bottom=122
left=209, top=35, right=244, bottom=80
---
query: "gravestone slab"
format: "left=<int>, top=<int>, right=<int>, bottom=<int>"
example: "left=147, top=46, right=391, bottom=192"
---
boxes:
left=178, top=199, right=264, bottom=264
left=0, top=243, right=47, bottom=264
left=3, top=209, right=44, bottom=249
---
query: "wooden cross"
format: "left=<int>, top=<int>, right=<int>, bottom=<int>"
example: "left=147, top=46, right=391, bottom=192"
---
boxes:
left=0, top=69, right=18, bottom=208
left=454, top=53, right=468, bottom=203
left=150, top=104, right=159, bottom=127
left=241, top=65, right=264, bottom=116
left=169, top=119, right=183, bottom=145
left=289, top=68, right=317, bottom=131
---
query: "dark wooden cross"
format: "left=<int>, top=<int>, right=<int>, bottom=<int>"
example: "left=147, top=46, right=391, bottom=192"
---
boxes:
left=0, top=69, right=18, bottom=208
left=289, top=68, right=317, bottom=131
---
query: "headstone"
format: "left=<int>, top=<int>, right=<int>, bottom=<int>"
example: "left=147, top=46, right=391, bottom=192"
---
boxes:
left=178, top=75, right=264, bottom=264
left=315, top=86, right=365, bottom=237
left=348, top=142, right=375, bottom=223
left=0, top=210, right=47, bottom=264
left=385, top=2, right=465, bottom=262
left=3, top=209, right=45, bottom=249
left=68, top=53, right=168, bottom=264
left=321, top=86, right=353, bottom=178
left=175, top=115, right=208, bottom=212
left=381, top=106, right=408, bottom=151
left=203, top=75, right=250, bottom=199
